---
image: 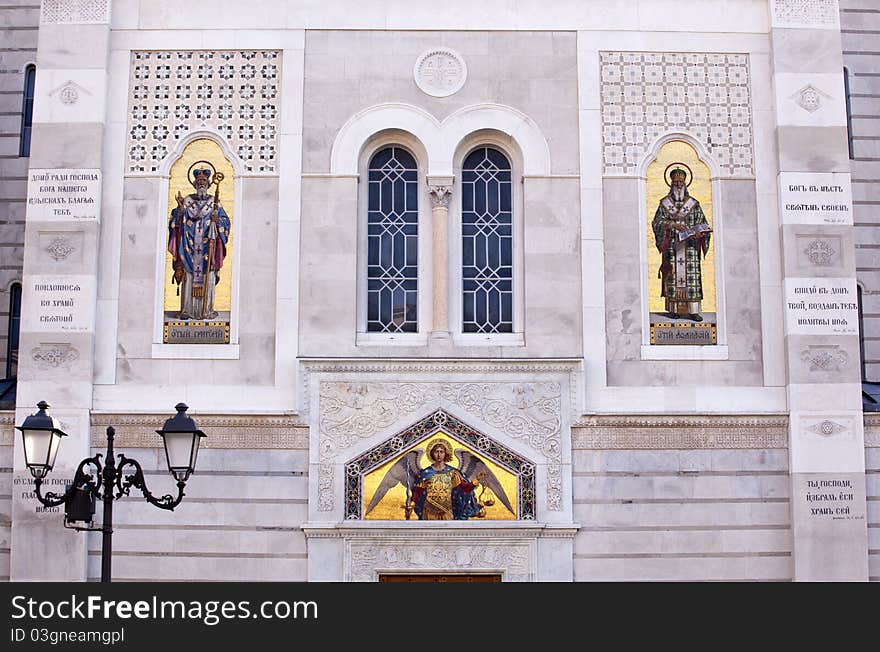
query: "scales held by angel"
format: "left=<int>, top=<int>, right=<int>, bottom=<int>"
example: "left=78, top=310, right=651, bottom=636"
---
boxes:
left=364, top=438, right=515, bottom=520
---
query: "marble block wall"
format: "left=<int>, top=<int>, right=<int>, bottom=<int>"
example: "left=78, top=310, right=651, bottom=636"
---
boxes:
left=572, top=417, right=792, bottom=581
left=0, top=415, right=12, bottom=580
left=84, top=416, right=309, bottom=582
left=0, top=3, right=39, bottom=376
left=840, top=1, right=880, bottom=381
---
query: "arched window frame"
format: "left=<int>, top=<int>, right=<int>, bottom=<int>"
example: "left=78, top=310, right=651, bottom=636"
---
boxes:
left=637, top=132, right=729, bottom=360
left=451, top=131, right=525, bottom=344
left=356, top=131, right=429, bottom=344
left=19, top=64, right=36, bottom=157
left=6, top=281, right=22, bottom=378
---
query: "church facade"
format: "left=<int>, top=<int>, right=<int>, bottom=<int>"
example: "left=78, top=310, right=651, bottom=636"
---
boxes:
left=0, top=0, right=877, bottom=581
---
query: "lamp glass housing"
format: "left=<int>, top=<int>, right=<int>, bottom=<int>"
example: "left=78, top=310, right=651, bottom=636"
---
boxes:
left=162, top=431, right=202, bottom=482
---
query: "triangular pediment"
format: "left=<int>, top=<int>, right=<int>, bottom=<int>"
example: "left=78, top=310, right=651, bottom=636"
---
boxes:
left=345, top=409, right=535, bottom=520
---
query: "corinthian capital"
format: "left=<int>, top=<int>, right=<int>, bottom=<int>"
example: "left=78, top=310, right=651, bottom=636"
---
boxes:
left=427, top=177, right=454, bottom=208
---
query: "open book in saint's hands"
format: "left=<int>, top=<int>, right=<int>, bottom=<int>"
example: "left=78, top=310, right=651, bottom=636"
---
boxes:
left=676, top=223, right=712, bottom=242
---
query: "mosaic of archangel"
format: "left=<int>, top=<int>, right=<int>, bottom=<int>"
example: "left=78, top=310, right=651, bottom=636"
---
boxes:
left=363, top=436, right=518, bottom=521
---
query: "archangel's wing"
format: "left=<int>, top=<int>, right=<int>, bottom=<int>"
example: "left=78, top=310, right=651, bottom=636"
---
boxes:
left=364, top=449, right=423, bottom=516
left=454, top=449, right=515, bottom=515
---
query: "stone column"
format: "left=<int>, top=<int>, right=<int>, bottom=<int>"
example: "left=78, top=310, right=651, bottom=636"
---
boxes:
left=428, top=178, right=453, bottom=339
left=770, top=0, right=868, bottom=580
left=11, top=0, right=111, bottom=580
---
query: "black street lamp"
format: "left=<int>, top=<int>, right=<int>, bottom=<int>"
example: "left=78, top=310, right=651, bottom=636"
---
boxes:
left=16, top=401, right=206, bottom=583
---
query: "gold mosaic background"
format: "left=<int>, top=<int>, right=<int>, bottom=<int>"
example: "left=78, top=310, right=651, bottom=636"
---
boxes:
left=363, top=435, right=518, bottom=521
left=646, top=140, right=716, bottom=313
left=164, top=138, right=235, bottom=313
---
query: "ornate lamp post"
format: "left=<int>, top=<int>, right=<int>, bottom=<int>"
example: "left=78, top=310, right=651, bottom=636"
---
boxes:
left=16, top=401, right=206, bottom=583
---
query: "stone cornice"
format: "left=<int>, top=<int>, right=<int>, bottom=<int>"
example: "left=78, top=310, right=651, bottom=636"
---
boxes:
left=299, top=358, right=582, bottom=374
left=572, top=414, right=789, bottom=449
left=303, top=522, right=579, bottom=539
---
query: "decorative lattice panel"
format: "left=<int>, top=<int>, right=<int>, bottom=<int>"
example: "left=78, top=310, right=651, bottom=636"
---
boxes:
left=126, top=50, right=280, bottom=174
left=40, top=0, right=109, bottom=23
left=600, top=52, right=753, bottom=177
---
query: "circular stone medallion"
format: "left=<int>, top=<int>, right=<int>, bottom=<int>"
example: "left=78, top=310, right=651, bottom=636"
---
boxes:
left=414, top=48, right=467, bottom=97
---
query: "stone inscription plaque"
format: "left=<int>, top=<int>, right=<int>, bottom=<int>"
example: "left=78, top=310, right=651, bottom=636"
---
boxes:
left=784, top=277, right=858, bottom=335
left=13, top=474, right=67, bottom=515
left=164, top=321, right=230, bottom=344
left=26, top=168, right=101, bottom=221
left=650, top=322, right=717, bottom=345
left=780, top=172, right=852, bottom=225
left=802, top=477, right=864, bottom=522
left=21, top=275, right=95, bottom=332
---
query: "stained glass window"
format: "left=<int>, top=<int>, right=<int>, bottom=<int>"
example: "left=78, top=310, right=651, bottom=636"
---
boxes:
left=19, top=65, right=35, bottom=157
left=461, top=147, right=513, bottom=333
left=367, top=147, right=418, bottom=333
left=6, top=283, right=21, bottom=378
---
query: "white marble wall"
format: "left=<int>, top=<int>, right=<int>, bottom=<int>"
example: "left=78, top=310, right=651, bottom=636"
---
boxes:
left=840, top=1, right=880, bottom=382
left=82, top=446, right=308, bottom=581
left=0, top=2, right=39, bottom=377
left=572, top=446, right=793, bottom=580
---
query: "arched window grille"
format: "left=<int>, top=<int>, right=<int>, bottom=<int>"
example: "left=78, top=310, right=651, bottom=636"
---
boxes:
left=461, top=147, right=513, bottom=333
left=366, top=146, right=418, bottom=333
left=19, top=65, right=35, bottom=157
left=6, top=282, right=21, bottom=378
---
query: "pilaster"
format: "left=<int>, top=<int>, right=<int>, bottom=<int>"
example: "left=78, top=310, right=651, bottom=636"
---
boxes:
left=11, top=0, right=111, bottom=581
left=770, top=0, right=868, bottom=580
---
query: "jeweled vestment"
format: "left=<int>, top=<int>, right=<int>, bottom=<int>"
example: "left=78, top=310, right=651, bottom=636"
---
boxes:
left=651, top=193, right=710, bottom=316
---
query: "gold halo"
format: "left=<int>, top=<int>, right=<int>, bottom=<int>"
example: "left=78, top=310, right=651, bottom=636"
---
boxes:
left=425, top=438, right=453, bottom=460
left=664, top=162, right=693, bottom=188
left=187, top=160, right=217, bottom=188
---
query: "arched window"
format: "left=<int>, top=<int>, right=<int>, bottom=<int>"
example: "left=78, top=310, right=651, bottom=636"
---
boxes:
left=19, top=65, right=35, bottom=157
left=6, top=282, right=21, bottom=378
left=858, top=284, right=866, bottom=381
left=366, top=146, right=419, bottom=333
left=844, top=67, right=854, bottom=160
left=461, top=147, right=513, bottom=333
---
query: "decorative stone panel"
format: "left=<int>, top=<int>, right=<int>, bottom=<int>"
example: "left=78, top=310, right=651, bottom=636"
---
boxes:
left=572, top=415, right=788, bottom=449
left=126, top=50, right=281, bottom=173
left=40, top=0, right=109, bottom=24
left=91, top=413, right=308, bottom=449
left=600, top=51, right=753, bottom=176
left=349, top=539, right=531, bottom=581
left=318, top=380, right=563, bottom=512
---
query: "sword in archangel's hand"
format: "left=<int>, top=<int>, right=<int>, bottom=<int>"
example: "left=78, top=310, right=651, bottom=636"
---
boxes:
left=201, top=171, right=225, bottom=320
